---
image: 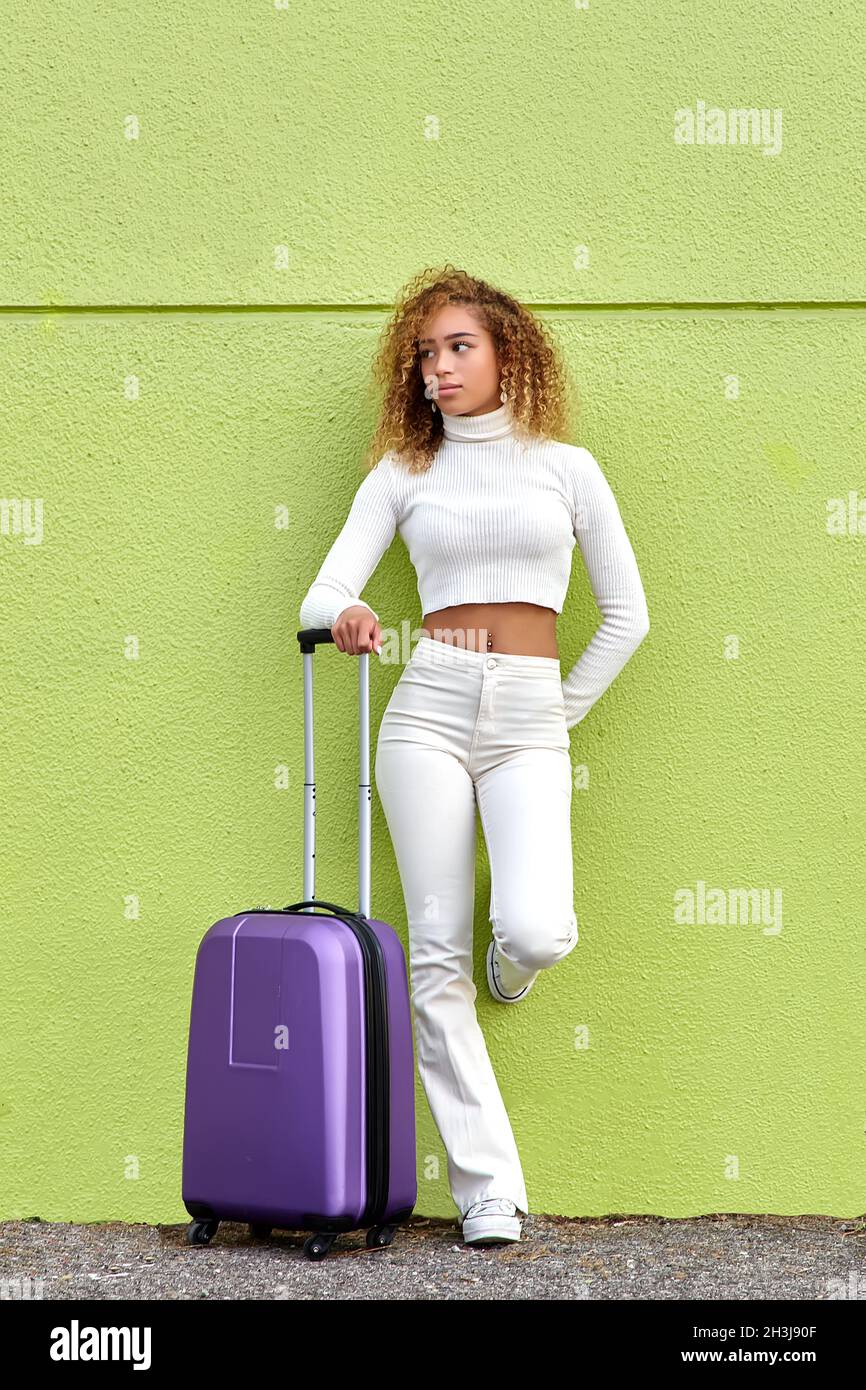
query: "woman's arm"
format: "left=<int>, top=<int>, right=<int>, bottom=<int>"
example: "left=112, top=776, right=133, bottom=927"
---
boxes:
left=560, top=446, right=650, bottom=730
left=298, top=453, right=398, bottom=630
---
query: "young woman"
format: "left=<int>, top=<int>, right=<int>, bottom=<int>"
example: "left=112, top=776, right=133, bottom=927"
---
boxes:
left=299, top=265, right=650, bottom=1247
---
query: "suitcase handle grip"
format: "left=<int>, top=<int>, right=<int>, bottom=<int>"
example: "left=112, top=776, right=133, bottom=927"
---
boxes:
left=282, top=897, right=367, bottom=922
left=296, top=627, right=335, bottom=652
left=294, top=631, right=373, bottom=918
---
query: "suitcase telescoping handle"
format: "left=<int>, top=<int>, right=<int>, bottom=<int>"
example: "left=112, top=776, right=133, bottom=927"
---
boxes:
left=296, top=627, right=373, bottom=920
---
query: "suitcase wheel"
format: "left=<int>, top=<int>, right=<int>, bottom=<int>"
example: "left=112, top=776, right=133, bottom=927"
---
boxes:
left=303, top=1232, right=340, bottom=1260
left=186, top=1218, right=220, bottom=1246
left=366, top=1223, right=398, bottom=1249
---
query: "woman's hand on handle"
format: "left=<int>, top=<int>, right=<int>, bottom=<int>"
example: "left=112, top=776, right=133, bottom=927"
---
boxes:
left=331, top=605, right=382, bottom=656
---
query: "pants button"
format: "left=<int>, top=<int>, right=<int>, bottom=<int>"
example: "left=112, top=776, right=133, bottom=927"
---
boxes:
left=486, top=657, right=496, bottom=669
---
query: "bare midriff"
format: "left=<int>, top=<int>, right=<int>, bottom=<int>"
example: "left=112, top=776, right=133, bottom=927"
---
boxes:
left=420, top=602, right=559, bottom=658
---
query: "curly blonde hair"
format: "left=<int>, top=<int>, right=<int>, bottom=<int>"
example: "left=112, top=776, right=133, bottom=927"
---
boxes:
left=362, top=264, right=576, bottom=474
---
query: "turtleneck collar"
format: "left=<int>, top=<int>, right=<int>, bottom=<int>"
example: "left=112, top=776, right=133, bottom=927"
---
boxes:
left=440, top=399, right=515, bottom=442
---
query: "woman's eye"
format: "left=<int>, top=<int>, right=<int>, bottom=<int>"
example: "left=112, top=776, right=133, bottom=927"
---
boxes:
left=419, top=341, right=471, bottom=359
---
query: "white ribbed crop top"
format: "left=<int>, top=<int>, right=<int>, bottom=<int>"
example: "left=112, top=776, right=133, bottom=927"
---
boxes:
left=299, top=400, right=649, bottom=729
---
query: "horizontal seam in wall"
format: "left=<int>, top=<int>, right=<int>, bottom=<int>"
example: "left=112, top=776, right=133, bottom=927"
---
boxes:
left=1, top=301, right=866, bottom=316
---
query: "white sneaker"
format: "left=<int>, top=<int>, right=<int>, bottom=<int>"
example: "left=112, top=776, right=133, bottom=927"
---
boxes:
left=486, top=939, right=536, bottom=1004
left=462, top=1197, right=524, bottom=1245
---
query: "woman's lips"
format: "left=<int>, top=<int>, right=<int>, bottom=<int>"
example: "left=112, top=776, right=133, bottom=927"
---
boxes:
left=438, top=385, right=461, bottom=393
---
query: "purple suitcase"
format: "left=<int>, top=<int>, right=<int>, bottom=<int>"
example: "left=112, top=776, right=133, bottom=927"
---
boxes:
left=181, top=625, right=417, bottom=1259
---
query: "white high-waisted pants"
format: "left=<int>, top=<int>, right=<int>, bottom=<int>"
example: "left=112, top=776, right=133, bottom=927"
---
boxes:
left=374, top=631, right=580, bottom=1220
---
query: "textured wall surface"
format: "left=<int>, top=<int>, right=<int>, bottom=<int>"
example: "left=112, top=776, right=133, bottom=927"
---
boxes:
left=2, top=1, right=864, bottom=1224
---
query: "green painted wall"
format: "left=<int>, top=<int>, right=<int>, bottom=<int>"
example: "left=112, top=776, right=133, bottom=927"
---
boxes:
left=2, top=1, right=864, bottom=1225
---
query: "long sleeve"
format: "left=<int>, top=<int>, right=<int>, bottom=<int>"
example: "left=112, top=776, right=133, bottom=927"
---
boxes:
left=560, top=446, right=650, bottom=730
left=298, top=453, right=398, bottom=630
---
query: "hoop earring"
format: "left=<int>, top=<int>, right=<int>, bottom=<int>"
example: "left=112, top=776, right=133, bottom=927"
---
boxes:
left=499, top=382, right=508, bottom=403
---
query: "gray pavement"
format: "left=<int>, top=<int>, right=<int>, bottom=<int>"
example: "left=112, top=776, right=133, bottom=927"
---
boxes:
left=2, top=1212, right=864, bottom=1300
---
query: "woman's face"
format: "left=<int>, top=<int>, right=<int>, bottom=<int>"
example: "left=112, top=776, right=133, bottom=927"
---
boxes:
left=417, top=304, right=502, bottom=418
